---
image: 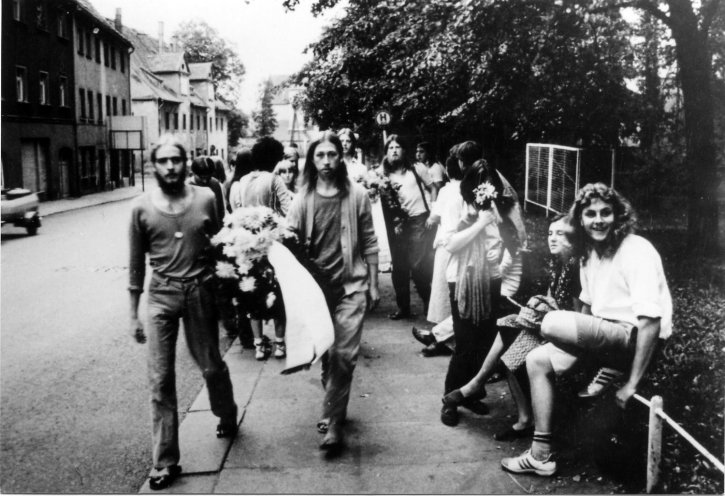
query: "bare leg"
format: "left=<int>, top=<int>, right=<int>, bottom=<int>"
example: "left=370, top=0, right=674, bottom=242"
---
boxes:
left=274, top=317, right=285, bottom=340
left=460, top=332, right=504, bottom=397
left=507, top=370, right=532, bottom=429
left=526, top=346, right=556, bottom=459
left=250, top=318, right=263, bottom=341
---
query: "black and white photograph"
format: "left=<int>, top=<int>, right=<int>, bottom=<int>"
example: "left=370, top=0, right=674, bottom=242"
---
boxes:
left=1, top=0, right=723, bottom=493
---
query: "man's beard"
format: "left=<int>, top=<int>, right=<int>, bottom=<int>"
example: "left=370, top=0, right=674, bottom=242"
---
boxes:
left=388, top=156, right=403, bottom=168
left=155, top=168, right=187, bottom=195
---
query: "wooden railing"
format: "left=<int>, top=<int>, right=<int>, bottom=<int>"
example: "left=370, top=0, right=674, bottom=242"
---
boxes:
left=633, top=394, right=725, bottom=492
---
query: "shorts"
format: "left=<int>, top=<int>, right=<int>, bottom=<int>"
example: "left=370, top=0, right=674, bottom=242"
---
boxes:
left=540, top=311, right=635, bottom=375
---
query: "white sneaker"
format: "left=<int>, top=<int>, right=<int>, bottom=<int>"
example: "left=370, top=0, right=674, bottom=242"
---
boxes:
left=501, top=449, right=557, bottom=477
left=578, top=367, right=624, bottom=398
left=274, top=341, right=286, bottom=359
left=255, top=343, right=267, bottom=361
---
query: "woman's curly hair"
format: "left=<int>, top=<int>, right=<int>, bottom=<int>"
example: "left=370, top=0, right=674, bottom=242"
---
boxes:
left=570, top=182, right=637, bottom=261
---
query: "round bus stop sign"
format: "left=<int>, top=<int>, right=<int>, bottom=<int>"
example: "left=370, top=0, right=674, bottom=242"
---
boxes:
left=375, top=111, right=391, bottom=127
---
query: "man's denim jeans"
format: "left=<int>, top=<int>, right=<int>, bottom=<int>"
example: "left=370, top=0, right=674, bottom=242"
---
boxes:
left=146, top=273, right=237, bottom=469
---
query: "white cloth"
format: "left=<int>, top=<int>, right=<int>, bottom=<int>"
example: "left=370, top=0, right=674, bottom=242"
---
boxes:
left=370, top=198, right=392, bottom=271
left=431, top=315, right=454, bottom=343
left=267, top=242, right=335, bottom=373
left=579, top=234, right=672, bottom=339
left=427, top=246, right=451, bottom=323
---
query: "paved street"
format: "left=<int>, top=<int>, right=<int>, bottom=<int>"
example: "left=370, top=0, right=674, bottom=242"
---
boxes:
left=0, top=197, right=228, bottom=493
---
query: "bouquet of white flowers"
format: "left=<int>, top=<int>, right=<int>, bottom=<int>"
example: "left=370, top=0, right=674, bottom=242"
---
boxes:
left=211, top=206, right=295, bottom=321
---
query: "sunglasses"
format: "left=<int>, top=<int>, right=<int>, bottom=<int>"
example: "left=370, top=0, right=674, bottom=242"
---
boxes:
left=155, top=157, right=183, bottom=165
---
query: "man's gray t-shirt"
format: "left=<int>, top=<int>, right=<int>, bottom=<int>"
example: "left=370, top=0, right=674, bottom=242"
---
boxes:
left=310, top=191, right=344, bottom=289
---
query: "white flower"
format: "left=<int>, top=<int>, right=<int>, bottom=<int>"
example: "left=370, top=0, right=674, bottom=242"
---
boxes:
left=231, top=297, right=239, bottom=307
left=215, top=261, right=237, bottom=279
left=222, top=243, right=241, bottom=259
left=474, top=182, right=498, bottom=206
left=266, top=292, right=276, bottom=308
left=235, top=258, right=252, bottom=275
left=239, top=276, right=256, bottom=292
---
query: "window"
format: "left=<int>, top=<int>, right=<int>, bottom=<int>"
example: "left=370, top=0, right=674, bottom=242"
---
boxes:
left=95, top=38, right=101, bottom=63
left=97, top=93, right=103, bottom=123
left=165, top=112, right=170, bottom=130
left=39, top=72, right=49, bottom=105
left=35, top=2, right=47, bottom=30
left=120, top=52, right=125, bottom=73
left=103, top=42, right=109, bottom=67
left=190, top=112, right=194, bottom=130
left=87, top=90, right=94, bottom=121
left=12, top=0, right=21, bottom=21
left=59, top=76, right=68, bottom=107
left=121, top=99, right=127, bottom=115
left=196, top=114, right=200, bottom=130
left=221, top=118, right=224, bottom=131
left=57, top=12, right=69, bottom=38
left=106, top=95, right=111, bottom=117
left=182, top=114, right=186, bottom=130
left=79, top=88, right=86, bottom=119
left=85, top=30, right=92, bottom=59
left=77, top=27, right=84, bottom=55
left=112, top=96, right=117, bottom=116
left=208, top=117, right=212, bottom=130
left=110, top=46, right=116, bottom=69
left=174, top=113, right=179, bottom=130
left=16, top=66, right=28, bottom=102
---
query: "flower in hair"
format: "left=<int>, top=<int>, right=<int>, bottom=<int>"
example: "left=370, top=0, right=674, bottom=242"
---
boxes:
left=473, top=182, right=498, bottom=206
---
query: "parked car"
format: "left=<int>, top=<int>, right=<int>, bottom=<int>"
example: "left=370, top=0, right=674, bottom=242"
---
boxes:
left=1, top=187, right=41, bottom=235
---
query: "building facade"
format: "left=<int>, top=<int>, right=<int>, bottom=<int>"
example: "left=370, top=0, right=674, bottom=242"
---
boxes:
left=1, top=0, right=133, bottom=199
left=124, top=24, right=231, bottom=166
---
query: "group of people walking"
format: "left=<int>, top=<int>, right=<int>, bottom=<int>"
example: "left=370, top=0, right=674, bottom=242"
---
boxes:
left=128, top=129, right=672, bottom=490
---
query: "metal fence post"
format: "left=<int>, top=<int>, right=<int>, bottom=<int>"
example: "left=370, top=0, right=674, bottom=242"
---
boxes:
left=647, top=395, right=664, bottom=493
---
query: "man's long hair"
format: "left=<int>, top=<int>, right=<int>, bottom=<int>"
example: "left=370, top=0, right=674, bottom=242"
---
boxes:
left=301, top=131, right=349, bottom=195
left=570, top=182, right=637, bottom=261
left=382, top=134, right=411, bottom=174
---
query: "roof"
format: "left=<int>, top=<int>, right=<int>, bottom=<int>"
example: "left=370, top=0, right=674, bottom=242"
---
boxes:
left=131, top=68, right=181, bottom=104
left=189, top=62, right=213, bottom=81
left=74, top=0, right=133, bottom=47
left=147, top=52, right=188, bottom=74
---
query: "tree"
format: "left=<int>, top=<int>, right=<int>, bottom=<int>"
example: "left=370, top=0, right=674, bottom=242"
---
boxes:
left=227, top=109, right=250, bottom=149
left=292, top=0, right=638, bottom=164
left=252, top=78, right=278, bottom=138
left=290, top=0, right=722, bottom=256
left=172, top=20, right=246, bottom=105
left=585, top=0, right=722, bottom=255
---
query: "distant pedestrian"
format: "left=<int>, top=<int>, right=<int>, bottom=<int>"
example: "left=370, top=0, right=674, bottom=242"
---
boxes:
left=377, top=134, right=435, bottom=320
left=128, top=135, right=238, bottom=491
left=224, top=148, right=253, bottom=213
left=415, top=141, right=447, bottom=201
left=287, top=131, right=380, bottom=453
left=189, top=156, right=225, bottom=230
left=338, top=128, right=367, bottom=181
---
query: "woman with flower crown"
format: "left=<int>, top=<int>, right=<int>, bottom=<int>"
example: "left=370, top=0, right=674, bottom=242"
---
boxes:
left=438, top=162, right=508, bottom=427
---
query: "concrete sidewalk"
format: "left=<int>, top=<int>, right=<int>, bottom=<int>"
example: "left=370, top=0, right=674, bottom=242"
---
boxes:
left=138, top=282, right=619, bottom=494
left=39, top=184, right=144, bottom=217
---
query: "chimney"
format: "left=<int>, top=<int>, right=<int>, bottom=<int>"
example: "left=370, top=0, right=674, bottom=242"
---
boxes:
left=158, top=21, right=164, bottom=53
left=114, top=8, right=122, bottom=32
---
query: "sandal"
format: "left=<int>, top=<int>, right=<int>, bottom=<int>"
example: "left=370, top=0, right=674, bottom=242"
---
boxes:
left=149, top=465, right=181, bottom=491
left=316, top=419, right=330, bottom=434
